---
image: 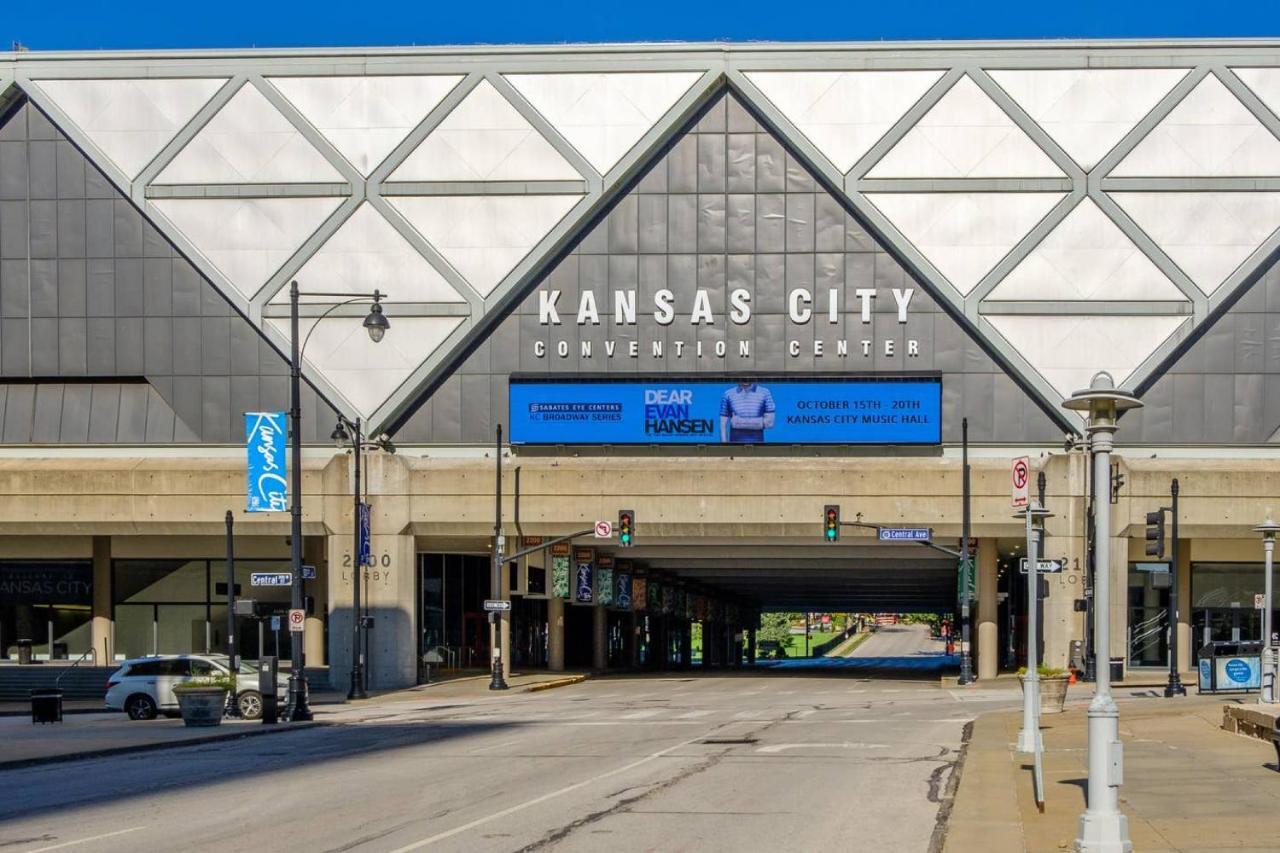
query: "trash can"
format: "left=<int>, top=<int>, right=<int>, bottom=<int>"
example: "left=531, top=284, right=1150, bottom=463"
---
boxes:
left=16, top=639, right=33, bottom=665
left=1110, top=658, right=1124, bottom=683
left=1196, top=641, right=1262, bottom=693
left=30, top=688, right=63, bottom=724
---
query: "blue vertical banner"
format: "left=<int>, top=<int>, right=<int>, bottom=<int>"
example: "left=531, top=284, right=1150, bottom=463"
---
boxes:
left=574, top=548, right=594, bottom=604
left=358, top=502, right=373, bottom=567
left=245, top=412, right=288, bottom=512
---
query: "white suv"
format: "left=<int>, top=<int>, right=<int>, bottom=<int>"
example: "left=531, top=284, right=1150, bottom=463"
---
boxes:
left=105, top=654, right=291, bottom=720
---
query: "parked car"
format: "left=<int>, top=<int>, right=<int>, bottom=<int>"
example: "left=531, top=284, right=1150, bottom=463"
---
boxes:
left=105, top=654, right=289, bottom=720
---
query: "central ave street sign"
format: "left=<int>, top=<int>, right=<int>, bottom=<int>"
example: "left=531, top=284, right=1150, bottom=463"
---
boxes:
left=878, top=527, right=930, bottom=542
left=1012, top=457, right=1030, bottom=507
left=484, top=599, right=512, bottom=612
left=251, top=572, right=291, bottom=586
left=1019, top=558, right=1064, bottom=574
left=593, top=520, right=613, bottom=538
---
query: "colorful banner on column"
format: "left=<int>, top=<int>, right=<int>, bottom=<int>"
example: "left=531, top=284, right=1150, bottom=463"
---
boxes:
left=245, top=412, right=287, bottom=512
left=574, top=548, right=594, bottom=604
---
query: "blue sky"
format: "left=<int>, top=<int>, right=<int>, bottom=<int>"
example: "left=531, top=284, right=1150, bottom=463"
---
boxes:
left=2, top=1, right=1277, bottom=51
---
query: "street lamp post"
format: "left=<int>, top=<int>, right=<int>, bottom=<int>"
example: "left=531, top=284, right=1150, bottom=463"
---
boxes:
left=1255, top=518, right=1280, bottom=704
left=286, top=280, right=389, bottom=721
left=1016, top=500, right=1053, bottom=754
left=330, top=416, right=396, bottom=700
left=1063, top=372, right=1142, bottom=853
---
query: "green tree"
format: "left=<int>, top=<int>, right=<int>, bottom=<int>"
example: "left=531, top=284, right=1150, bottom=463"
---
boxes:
left=757, top=612, right=798, bottom=657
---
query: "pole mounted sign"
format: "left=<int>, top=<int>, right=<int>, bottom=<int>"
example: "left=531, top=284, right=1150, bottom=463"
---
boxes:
left=593, top=520, right=613, bottom=539
left=1011, top=457, right=1030, bottom=508
left=878, top=527, right=930, bottom=542
left=1020, top=558, right=1064, bottom=574
left=287, top=608, right=305, bottom=633
left=245, top=412, right=288, bottom=513
left=483, top=599, right=512, bottom=612
left=251, top=572, right=292, bottom=587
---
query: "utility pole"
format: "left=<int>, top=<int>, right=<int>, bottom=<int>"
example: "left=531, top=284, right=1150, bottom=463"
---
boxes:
left=958, top=418, right=975, bottom=685
left=490, top=424, right=508, bottom=690
left=1164, top=480, right=1185, bottom=697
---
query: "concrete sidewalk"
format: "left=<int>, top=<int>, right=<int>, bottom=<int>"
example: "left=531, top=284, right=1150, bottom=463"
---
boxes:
left=943, top=693, right=1280, bottom=852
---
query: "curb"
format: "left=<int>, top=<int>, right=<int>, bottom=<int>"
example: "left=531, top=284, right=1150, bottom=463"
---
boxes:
left=525, top=675, right=588, bottom=693
left=0, top=720, right=325, bottom=772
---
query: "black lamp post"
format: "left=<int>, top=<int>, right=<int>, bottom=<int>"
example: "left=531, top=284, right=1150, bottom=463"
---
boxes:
left=286, top=280, right=389, bottom=721
left=331, top=414, right=395, bottom=701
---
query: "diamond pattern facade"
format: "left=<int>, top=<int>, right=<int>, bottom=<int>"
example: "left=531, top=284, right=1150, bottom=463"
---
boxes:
left=15, top=45, right=1280, bottom=431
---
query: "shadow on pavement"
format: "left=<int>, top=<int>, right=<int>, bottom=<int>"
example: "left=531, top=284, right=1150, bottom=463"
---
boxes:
left=0, top=720, right=520, bottom=825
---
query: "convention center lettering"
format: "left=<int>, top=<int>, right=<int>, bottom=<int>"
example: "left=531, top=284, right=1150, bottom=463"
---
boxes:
left=509, top=380, right=941, bottom=445
left=532, top=285, right=922, bottom=362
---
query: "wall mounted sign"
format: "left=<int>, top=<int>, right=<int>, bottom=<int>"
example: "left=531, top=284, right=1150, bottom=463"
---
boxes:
left=509, top=378, right=940, bottom=445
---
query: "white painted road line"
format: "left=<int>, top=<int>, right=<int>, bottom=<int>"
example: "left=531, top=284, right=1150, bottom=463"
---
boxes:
left=677, top=709, right=714, bottom=719
left=29, top=827, right=146, bottom=852
left=387, top=734, right=705, bottom=851
left=756, top=743, right=889, bottom=754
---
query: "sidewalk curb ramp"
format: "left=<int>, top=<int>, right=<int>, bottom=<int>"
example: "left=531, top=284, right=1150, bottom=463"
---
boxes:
left=0, top=721, right=325, bottom=772
left=525, top=675, right=588, bottom=693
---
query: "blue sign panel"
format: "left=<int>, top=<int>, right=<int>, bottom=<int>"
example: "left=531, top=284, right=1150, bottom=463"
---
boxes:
left=616, top=572, right=632, bottom=610
left=509, top=379, right=941, bottom=445
left=879, top=528, right=931, bottom=542
left=245, top=412, right=288, bottom=512
left=1198, top=658, right=1212, bottom=691
left=251, top=572, right=292, bottom=587
left=575, top=561, right=594, bottom=604
left=1218, top=656, right=1261, bottom=689
left=358, top=502, right=372, bottom=567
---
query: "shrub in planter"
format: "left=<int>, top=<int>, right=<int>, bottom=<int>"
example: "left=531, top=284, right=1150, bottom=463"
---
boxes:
left=1017, top=665, right=1070, bottom=714
left=173, top=675, right=232, bottom=727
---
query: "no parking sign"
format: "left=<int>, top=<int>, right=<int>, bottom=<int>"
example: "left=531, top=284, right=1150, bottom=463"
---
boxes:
left=1011, top=457, right=1030, bottom=507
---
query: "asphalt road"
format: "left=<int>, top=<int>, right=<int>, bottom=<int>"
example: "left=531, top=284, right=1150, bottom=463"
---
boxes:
left=850, top=623, right=948, bottom=658
left=0, top=669, right=1020, bottom=853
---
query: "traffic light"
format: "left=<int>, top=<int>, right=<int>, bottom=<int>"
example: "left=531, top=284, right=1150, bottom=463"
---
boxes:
left=1145, top=509, right=1165, bottom=558
left=618, top=509, right=634, bottom=547
left=824, top=505, right=840, bottom=542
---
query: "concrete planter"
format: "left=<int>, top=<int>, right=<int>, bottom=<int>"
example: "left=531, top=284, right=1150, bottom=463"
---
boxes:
left=1021, top=675, right=1069, bottom=714
left=175, top=687, right=228, bottom=727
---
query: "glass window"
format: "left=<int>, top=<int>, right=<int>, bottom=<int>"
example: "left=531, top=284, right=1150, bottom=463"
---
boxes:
left=1192, top=563, right=1268, bottom=608
left=114, top=604, right=155, bottom=660
left=160, top=659, right=191, bottom=676
left=114, top=561, right=208, bottom=604
left=156, top=605, right=208, bottom=655
left=126, top=660, right=159, bottom=676
left=189, top=659, right=216, bottom=676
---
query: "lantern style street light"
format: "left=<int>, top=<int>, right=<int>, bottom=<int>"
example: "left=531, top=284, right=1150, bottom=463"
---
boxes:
left=285, top=281, right=389, bottom=721
left=1062, top=371, right=1142, bottom=853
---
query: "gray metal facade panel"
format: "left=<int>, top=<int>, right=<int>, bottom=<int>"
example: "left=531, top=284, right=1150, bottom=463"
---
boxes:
left=388, top=93, right=1065, bottom=445
left=0, top=97, right=338, bottom=444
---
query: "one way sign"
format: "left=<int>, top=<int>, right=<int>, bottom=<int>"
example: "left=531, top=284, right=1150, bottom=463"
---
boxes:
left=1019, top=558, right=1064, bottom=574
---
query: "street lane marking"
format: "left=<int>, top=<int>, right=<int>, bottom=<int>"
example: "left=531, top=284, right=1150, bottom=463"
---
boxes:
left=756, top=742, right=889, bottom=753
left=29, top=827, right=145, bottom=852
left=387, top=733, right=705, bottom=851
left=467, top=738, right=522, bottom=755
left=677, top=710, right=714, bottom=719
left=621, top=709, right=661, bottom=719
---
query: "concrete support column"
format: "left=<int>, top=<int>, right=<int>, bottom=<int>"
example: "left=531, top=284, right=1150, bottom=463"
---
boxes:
left=629, top=611, right=640, bottom=669
left=325, top=452, right=417, bottom=691
left=91, top=536, right=112, bottom=666
left=1176, top=537, right=1192, bottom=675
left=304, top=536, right=327, bottom=666
left=592, top=604, right=607, bottom=670
left=548, top=594, right=565, bottom=672
left=976, top=537, right=998, bottom=680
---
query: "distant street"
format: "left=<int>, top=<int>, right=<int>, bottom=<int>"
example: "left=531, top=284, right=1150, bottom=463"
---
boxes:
left=849, top=623, right=948, bottom=658
left=0, top=672, right=1019, bottom=853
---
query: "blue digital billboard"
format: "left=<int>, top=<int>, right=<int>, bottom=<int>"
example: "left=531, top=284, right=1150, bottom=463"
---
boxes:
left=509, top=378, right=941, bottom=445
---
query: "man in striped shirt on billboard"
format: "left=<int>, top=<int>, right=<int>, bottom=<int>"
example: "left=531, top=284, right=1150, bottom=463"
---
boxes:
left=719, top=380, right=776, bottom=443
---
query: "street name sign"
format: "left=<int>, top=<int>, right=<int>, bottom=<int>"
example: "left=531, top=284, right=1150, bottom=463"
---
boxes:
left=1019, top=558, right=1064, bottom=574
left=1012, top=457, right=1030, bottom=507
left=878, top=528, right=930, bottom=542
left=287, top=609, right=305, bottom=632
left=251, top=572, right=291, bottom=586
left=483, top=599, right=512, bottom=612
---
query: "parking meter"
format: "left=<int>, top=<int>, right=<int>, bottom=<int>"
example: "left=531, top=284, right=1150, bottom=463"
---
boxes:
left=259, top=655, right=278, bottom=724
